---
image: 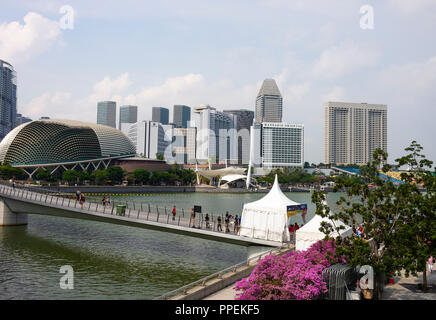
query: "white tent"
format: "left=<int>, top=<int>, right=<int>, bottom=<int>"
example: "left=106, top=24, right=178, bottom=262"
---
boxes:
left=240, top=175, right=301, bottom=242
left=295, top=200, right=352, bottom=251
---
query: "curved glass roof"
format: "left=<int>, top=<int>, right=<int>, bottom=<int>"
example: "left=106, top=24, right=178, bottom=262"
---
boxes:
left=0, top=120, right=136, bottom=165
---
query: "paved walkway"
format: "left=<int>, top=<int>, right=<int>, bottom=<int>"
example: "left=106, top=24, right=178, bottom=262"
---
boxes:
left=382, top=270, right=436, bottom=300
left=203, top=283, right=238, bottom=300
left=204, top=271, right=436, bottom=300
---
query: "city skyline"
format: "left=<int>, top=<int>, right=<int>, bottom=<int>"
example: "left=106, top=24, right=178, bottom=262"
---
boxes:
left=1, top=1, right=436, bottom=163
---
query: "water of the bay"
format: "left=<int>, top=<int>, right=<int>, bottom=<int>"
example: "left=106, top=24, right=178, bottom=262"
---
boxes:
left=0, top=191, right=344, bottom=300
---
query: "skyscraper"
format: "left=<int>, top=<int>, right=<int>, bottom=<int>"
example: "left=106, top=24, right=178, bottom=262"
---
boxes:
left=324, top=101, right=388, bottom=165
left=255, top=79, right=282, bottom=123
left=14, top=114, right=32, bottom=128
left=152, top=107, right=169, bottom=125
left=223, top=109, right=254, bottom=164
left=190, top=105, right=237, bottom=164
left=0, top=60, right=17, bottom=140
left=119, top=105, right=138, bottom=129
left=121, top=120, right=173, bottom=160
left=97, top=101, right=116, bottom=128
left=261, top=123, right=304, bottom=168
left=173, top=105, right=191, bottom=128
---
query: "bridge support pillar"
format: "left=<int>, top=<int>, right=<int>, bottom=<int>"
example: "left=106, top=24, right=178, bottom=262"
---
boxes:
left=0, top=198, right=27, bottom=226
left=247, top=245, right=272, bottom=261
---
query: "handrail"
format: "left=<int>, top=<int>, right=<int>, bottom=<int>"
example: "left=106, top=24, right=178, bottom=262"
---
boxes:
left=0, top=183, right=294, bottom=242
left=153, top=243, right=293, bottom=300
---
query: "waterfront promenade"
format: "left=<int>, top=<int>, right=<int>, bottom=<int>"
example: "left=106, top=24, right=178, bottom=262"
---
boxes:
left=203, top=270, right=436, bottom=300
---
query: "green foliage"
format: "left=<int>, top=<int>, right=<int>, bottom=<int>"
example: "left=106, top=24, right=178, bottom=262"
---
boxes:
left=133, top=169, right=150, bottom=185
left=0, top=163, right=26, bottom=180
left=156, top=153, right=164, bottom=161
left=35, top=169, right=52, bottom=181
left=91, top=169, right=108, bottom=185
left=106, top=166, right=125, bottom=185
left=312, top=141, right=436, bottom=295
left=257, top=168, right=319, bottom=186
left=62, top=170, right=78, bottom=183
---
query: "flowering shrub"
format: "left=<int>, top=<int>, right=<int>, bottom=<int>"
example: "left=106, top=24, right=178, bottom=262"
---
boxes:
left=234, top=240, right=344, bottom=300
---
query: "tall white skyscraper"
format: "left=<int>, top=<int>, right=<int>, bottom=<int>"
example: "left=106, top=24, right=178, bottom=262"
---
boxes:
left=251, top=123, right=304, bottom=168
left=255, top=79, right=282, bottom=123
left=121, top=121, right=173, bottom=160
left=190, top=105, right=237, bottom=164
left=324, top=101, right=388, bottom=165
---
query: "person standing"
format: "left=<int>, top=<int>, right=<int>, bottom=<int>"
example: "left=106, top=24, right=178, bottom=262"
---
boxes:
left=190, top=208, right=196, bottom=228
left=76, top=189, right=81, bottom=201
left=172, top=205, right=176, bottom=221
left=225, top=212, right=230, bottom=233
left=205, top=213, right=210, bottom=229
left=234, top=215, right=239, bottom=233
left=217, top=216, right=222, bottom=232
left=79, top=193, right=85, bottom=208
left=429, top=256, right=434, bottom=273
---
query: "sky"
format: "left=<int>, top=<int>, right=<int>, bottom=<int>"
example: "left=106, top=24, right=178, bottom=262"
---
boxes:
left=1, top=0, right=436, bottom=163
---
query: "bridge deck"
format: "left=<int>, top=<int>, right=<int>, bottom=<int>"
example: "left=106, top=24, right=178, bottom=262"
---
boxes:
left=0, top=185, right=288, bottom=247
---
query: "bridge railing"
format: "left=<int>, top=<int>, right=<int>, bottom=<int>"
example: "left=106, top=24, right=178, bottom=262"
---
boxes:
left=153, top=242, right=294, bottom=300
left=0, top=184, right=295, bottom=244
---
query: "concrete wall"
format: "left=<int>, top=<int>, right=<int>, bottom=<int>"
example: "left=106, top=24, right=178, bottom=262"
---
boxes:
left=0, top=198, right=27, bottom=226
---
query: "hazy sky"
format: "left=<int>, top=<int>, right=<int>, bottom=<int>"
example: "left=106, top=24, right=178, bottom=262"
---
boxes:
left=1, top=0, right=435, bottom=163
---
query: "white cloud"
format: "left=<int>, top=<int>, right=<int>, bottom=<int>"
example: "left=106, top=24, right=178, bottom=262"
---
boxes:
left=322, top=86, right=346, bottom=102
left=0, top=12, right=62, bottom=64
left=377, top=56, right=436, bottom=93
left=312, top=42, right=380, bottom=79
left=284, top=82, right=311, bottom=104
left=388, top=0, right=436, bottom=15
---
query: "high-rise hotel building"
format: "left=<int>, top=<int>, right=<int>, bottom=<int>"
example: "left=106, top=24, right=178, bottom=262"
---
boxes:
left=250, top=79, right=304, bottom=168
left=255, top=79, right=282, bottom=123
left=324, top=101, right=387, bottom=165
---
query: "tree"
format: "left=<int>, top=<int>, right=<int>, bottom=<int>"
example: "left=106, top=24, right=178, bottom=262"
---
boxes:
left=35, top=169, right=52, bottom=181
left=133, top=169, right=150, bottom=185
left=106, top=166, right=125, bottom=185
left=312, top=142, right=436, bottom=298
left=62, top=170, right=78, bottom=183
left=392, top=141, right=436, bottom=291
left=77, top=170, right=90, bottom=183
left=156, top=153, right=164, bottom=161
left=92, top=169, right=108, bottom=185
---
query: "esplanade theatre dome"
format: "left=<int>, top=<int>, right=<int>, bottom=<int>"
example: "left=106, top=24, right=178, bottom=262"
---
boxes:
left=0, top=120, right=136, bottom=165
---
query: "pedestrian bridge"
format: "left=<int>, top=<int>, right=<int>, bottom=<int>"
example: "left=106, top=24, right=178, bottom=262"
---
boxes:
left=0, top=184, right=289, bottom=251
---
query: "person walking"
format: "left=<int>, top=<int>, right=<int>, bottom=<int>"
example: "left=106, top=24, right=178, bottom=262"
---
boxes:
left=102, top=196, right=107, bottom=206
left=429, top=256, right=434, bottom=273
left=172, top=205, right=176, bottom=221
left=106, top=196, right=111, bottom=207
left=233, top=215, right=239, bottom=233
left=190, top=208, right=196, bottom=228
left=205, top=213, right=210, bottom=229
left=225, top=212, right=230, bottom=233
left=217, top=216, right=222, bottom=232
left=79, top=193, right=85, bottom=209
left=76, top=189, right=81, bottom=201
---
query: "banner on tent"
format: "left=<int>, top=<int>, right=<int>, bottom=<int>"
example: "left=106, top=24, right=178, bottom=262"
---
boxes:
left=287, top=204, right=307, bottom=217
